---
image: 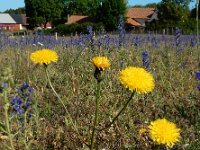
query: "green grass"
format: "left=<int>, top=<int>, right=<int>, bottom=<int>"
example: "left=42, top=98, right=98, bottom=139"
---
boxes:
left=0, top=40, right=199, bottom=150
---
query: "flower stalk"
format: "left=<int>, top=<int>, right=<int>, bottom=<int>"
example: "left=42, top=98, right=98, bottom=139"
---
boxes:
left=90, top=56, right=110, bottom=150
left=44, top=65, right=68, bottom=113
left=99, top=92, right=135, bottom=131
left=90, top=79, right=101, bottom=150
left=3, top=90, right=15, bottom=150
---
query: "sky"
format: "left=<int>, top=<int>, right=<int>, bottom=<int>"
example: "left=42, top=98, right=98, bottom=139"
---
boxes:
left=0, top=0, right=197, bottom=12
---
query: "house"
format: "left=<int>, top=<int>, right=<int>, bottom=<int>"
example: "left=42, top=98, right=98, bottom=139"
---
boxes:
left=10, top=14, right=28, bottom=30
left=65, top=15, right=94, bottom=24
left=0, top=13, right=28, bottom=31
left=126, top=7, right=158, bottom=29
left=65, top=8, right=158, bottom=30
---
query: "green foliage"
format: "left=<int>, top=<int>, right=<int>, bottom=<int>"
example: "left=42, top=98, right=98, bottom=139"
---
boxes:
left=190, top=3, right=200, bottom=19
left=64, top=0, right=88, bottom=15
left=145, top=3, right=158, bottom=8
left=63, top=0, right=99, bottom=16
left=62, top=0, right=127, bottom=31
left=53, top=22, right=104, bottom=35
left=96, top=0, right=127, bottom=31
left=130, top=3, right=158, bottom=8
left=157, top=1, right=190, bottom=23
left=162, top=0, right=192, bottom=8
left=146, top=0, right=194, bottom=33
left=3, top=7, right=25, bottom=14
left=146, top=17, right=200, bottom=34
left=178, top=18, right=200, bottom=34
left=53, top=23, right=78, bottom=35
left=25, top=0, right=64, bottom=28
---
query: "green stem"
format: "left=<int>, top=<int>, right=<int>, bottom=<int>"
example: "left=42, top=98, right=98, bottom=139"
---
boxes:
left=23, top=112, right=29, bottom=150
left=90, top=81, right=101, bottom=150
left=99, top=92, right=135, bottom=131
left=44, top=66, right=68, bottom=113
left=3, top=91, right=15, bottom=150
left=32, top=93, right=39, bottom=139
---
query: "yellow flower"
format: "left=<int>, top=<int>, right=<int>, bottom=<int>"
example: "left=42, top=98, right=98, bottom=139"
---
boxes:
left=92, top=56, right=110, bottom=70
left=119, top=67, right=154, bottom=94
left=30, top=49, right=58, bottom=65
left=148, top=118, right=181, bottom=148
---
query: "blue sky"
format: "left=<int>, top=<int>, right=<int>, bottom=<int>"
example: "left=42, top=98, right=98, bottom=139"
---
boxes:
left=0, top=0, right=25, bottom=12
left=0, top=0, right=196, bottom=12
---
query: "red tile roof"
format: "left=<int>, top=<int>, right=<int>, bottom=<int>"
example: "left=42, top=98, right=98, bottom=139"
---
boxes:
left=127, top=8, right=156, bottom=19
left=66, top=15, right=89, bottom=24
left=126, top=18, right=141, bottom=26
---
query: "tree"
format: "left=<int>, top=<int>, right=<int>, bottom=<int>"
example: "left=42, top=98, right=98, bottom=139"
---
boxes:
left=145, top=3, right=158, bottom=8
left=4, top=7, right=25, bottom=14
left=162, top=0, right=192, bottom=8
left=157, top=0, right=190, bottom=27
left=63, top=0, right=99, bottom=16
left=25, top=0, right=64, bottom=28
left=87, top=0, right=101, bottom=16
left=64, top=0, right=87, bottom=15
left=131, top=5, right=143, bottom=8
left=191, top=2, right=200, bottom=19
left=96, top=0, right=127, bottom=31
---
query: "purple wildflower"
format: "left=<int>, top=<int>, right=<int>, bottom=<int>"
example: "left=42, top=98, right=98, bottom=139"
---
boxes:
left=198, top=84, right=200, bottom=91
left=118, top=15, right=126, bottom=47
left=11, top=82, right=34, bottom=128
left=142, top=50, right=150, bottom=70
left=195, top=71, right=200, bottom=80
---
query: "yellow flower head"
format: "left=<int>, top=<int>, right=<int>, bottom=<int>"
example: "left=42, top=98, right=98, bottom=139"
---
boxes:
left=119, top=67, right=155, bottom=94
left=92, top=56, right=110, bottom=70
left=30, top=49, right=58, bottom=65
left=148, top=118, right=181, bottom=148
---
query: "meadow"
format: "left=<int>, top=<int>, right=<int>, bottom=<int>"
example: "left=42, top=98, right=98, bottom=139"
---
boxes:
left=0, top=29, right=200, bottom=150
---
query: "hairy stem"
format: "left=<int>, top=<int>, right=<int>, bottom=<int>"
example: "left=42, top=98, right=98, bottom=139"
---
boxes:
left=99, top=92, right=135, bottom=131
left=90, top=81, right=101, bottom=150
left=4, top=91, right=15, bottom=150
left=44, top=66, right=68, bottom=113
